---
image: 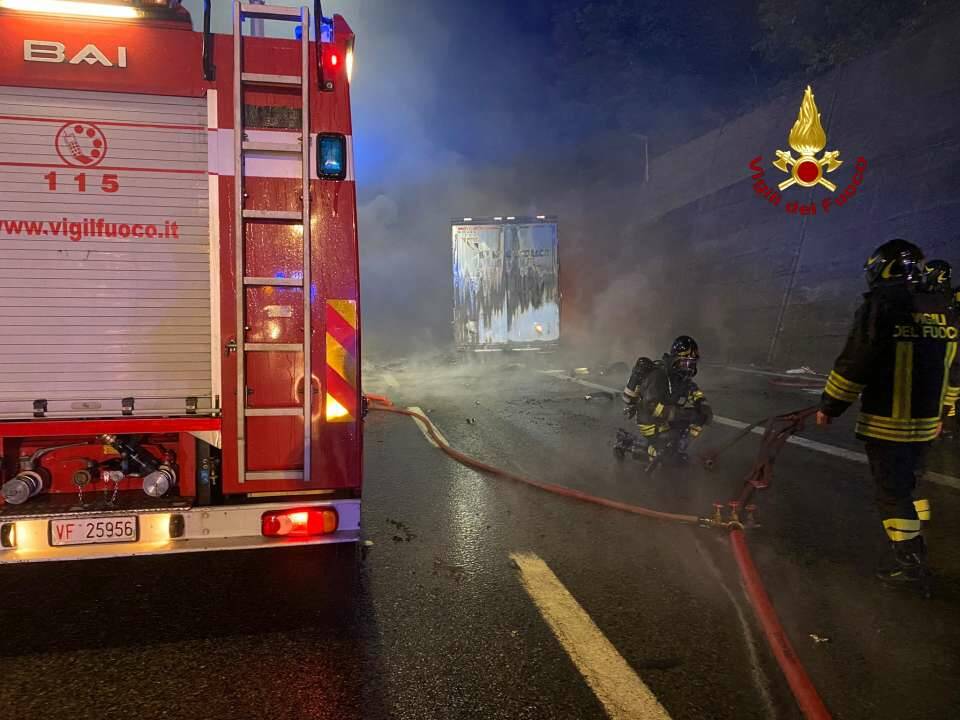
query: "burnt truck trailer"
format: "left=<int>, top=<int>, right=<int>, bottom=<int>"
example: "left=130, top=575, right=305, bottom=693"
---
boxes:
left=0, top=1, right=363, bottom=562
left=452, top=216, right=560, bottom=351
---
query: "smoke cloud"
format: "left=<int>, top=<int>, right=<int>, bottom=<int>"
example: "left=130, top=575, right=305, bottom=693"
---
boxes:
left=184, top=0, right=955, bottom=371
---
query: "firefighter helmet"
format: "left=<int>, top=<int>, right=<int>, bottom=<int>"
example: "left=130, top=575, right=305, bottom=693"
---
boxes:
left=923, top=259, right=952, bottom=294
left=668, top=335, right=700, bottom=378
left=864, top=239, right=925, bottom=289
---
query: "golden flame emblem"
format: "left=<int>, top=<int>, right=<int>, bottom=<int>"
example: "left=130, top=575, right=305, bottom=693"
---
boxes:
left=788, top=86, right=827, bottom=155
left=772, top=86, right=842, bottom=192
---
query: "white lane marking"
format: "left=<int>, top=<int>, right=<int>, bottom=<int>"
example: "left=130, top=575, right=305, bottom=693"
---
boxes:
left=928, top=471, right=960, bottom=491
left=691, top=537, right=778, bottom=718
left=407, top=406, right=449, bottom=449
left=708, top=364, right=827, bottom=381
left=542, top=373, right=960, bottom=490
left=511, top=552, right=672, bottom=720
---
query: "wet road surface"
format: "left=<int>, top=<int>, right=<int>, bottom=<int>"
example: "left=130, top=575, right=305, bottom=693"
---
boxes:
left=1, top=358, right=958, bottom=719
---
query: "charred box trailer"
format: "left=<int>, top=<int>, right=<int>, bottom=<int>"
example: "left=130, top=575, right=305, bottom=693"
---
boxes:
left=452, top=217, right=560, bottom=351
left=0, top=1, right=364, bottom=563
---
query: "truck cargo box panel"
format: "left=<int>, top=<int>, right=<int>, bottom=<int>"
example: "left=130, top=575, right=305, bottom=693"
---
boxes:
left=452, top=218, right=560, bottom=348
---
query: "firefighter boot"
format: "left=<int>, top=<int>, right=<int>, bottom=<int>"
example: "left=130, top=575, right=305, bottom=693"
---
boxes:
left=674, top=430, right=695, bottom=465
left=683, top=424, right=704, bottom=462
left=613, top=430, right=629, bottom=460
left=639, top=443, right=661, bottom=474
left=634, top=437, right=653, bottom=464
left=613, top=429, right=639, bottom=460
left=877, top=536, right=931, bottom=595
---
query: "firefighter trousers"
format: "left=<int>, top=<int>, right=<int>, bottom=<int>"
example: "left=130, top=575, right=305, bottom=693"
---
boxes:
left=864, top=440, right=931, bottom=544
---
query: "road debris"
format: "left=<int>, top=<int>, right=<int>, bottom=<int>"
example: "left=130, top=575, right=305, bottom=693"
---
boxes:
left=584, top=391, right=615, bottom=401
left=809, top=634, right=831, bottom=645
left=386, top=518, right=416, bottom=542
left=785, top=366, right=824, bottom=376
left=599, top=361, right=628, bottom=376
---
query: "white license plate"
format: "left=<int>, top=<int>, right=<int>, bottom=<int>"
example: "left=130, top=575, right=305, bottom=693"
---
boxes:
left=50, top=516, right=138, bottom=547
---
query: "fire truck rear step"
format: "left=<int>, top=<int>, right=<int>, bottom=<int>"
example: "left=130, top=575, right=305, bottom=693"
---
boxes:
left=0, top=492, right=191, bottom=520
left=244, top=408, right=303, bottom=417
left=240, top=72, right=302, bottom=87
left=245, top=471, right=304, bottom=481
left=242, top=140, right=303, bottom=153
left=243, top=276, right=304, bottom=287
left=239, top=3, right=303, bottom=20
left=233, top=1, right=313, bottom=485
left=242, top=209, right=303, bottom=221
left=243, top=343, right=303, bottom=352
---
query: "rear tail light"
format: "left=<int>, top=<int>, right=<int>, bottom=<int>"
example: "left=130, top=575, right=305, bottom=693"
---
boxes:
left=261, top=507, right=338, bottom=538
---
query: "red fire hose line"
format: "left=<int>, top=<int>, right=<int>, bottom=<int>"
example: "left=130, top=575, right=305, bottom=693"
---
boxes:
left=729, top=529, right=832, bottom=720
left=371, top=403, right=700, bottom=524
left=368, top=401, right=833, bottom=719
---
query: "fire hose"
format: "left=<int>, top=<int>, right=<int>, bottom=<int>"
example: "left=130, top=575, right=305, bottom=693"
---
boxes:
left=367, top=397, right=831, bottom=720
left=370, top=401, right=702, bottom=525
left=701, top=406, right=819, bottom=511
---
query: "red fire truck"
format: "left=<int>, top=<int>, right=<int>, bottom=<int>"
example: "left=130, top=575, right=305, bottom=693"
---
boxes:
left=0, top=0, right=363, bottom=562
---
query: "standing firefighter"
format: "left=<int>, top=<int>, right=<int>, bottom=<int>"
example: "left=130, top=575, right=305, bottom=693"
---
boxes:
left=954, top=279, right=960, bottom=439
left=922, top=259, right=952, bottom=296
left=817, top=240, right=960, bottom=589
left=616, top=336, right=713, bottom=468
left=926, top=260, right=959, bottom=437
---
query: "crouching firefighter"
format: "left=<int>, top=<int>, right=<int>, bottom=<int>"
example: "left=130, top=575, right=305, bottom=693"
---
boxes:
left=817, top=240, right=960, bottom=590
left=616, top=336, right=714, bottom=469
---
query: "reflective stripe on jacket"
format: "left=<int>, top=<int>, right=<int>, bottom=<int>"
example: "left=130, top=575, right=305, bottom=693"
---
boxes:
left=821, top=286, right=960, bottom=442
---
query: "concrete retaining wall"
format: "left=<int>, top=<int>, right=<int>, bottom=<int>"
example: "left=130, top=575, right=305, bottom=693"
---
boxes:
left=565, top=14, right=960, bottom=369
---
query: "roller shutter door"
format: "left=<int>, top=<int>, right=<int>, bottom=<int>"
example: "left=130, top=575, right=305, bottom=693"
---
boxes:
left=0, top=86, right=212, bottom=419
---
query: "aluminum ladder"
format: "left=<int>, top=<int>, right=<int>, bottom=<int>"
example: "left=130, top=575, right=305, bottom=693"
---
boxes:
left=232, top=2, right=312, bottom=483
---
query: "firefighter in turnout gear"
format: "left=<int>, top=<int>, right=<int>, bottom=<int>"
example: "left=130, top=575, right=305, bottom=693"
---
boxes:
left=617, top=336, right=714, bottom=467
left=923, top=259, right=952, bottom=296
left=926, top=261, right=959, bottom=438
left=817, top=240, right=960, bottom=589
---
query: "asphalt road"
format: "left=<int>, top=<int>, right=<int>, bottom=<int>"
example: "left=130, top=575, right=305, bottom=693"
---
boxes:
left=1, top=357, right=958, bottom=719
